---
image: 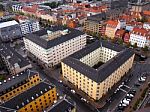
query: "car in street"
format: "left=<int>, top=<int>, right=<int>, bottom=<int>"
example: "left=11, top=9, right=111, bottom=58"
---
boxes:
left=71, top=89, right=76, bottom=94
left=58, top=80, right=63, bottom=83
left=127, top=93, right=134, bottom=98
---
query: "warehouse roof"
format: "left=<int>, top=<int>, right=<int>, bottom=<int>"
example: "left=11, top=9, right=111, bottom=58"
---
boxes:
left=1, top=82, right=54, bottom=110
left=25, top=26, right=85, bottom=49
left=62, top=41, right=134, bottom=83
left=0, top=20, right=18, bottom=29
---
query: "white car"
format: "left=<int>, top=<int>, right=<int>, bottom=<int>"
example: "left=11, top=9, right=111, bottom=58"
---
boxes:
left=81, top=98, right=87, bottom=102
left=58, top=80, right=63, bottom=83
left=71, top=89, right=76, bottom=94
left=122, top=99, right=130, bottom=105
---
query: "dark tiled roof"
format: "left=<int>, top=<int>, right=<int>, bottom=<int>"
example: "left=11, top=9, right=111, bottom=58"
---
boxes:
left=0, top=106, right=16, bottom=112
left=70, top=40, right=124, bottom=59
left=25, top=26, right=85, bottom=49
left=62, top=41, right=134, bottom=83
left=0, top=43, right=31, bottom=68
left=1, top=82, right=54, bottom=110
left=0, top=70, right=38, bottom=94
left=87, top=12, right=106, bottom=22
left=48, top=98, right=75, bottom=112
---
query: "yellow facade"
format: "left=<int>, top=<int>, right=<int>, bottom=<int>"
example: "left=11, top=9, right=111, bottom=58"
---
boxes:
left=105, top=27, right=116, bottom=39
left=61, top=48, right=135, bottom=100
left=0, top=11, right=3, bottom=17
left=84, top=20, right=101, bottom=34
left=18, top=87, right=57, bottom=112
left=0, top=74, right=41, bottom=102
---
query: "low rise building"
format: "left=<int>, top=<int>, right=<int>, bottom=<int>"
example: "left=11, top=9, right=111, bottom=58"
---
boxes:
left=143, top=22, right=150, bottom=30
left=105, top=20, right=119, bottom=39
left=46, top=96, right=76, bottom=112
left=129, top=27, right=150, bottom=48
left=61, top=40, right=135, bottom=100
left=0, top=44, right=32, bottom=75
left=24, top=26, right=86, bottom=68
left=1, top=81, right=57, bottom=112
left=84, top=13, right=106, bottom=36
left=0, top=20, right=22, bottom=42
left=0, top=70, right=41, bottom=103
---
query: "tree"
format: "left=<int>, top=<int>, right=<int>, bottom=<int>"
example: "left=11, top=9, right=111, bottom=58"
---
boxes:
left=117, top=38, right=123, bottom=45
left=142, top=46, right=149, bottom=52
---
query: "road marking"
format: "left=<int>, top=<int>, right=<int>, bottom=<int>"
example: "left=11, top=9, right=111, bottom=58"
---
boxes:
left=119, top=88, right=127, bottom=93
left=124, top=85, right=130, bottom=89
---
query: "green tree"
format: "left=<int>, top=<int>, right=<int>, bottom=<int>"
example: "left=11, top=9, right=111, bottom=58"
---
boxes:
left=142, top=46, right=149, bottom=51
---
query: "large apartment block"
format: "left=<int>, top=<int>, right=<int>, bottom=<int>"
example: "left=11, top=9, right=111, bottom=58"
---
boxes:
left=0, top=44, right=32, bottom=75
left=61, top=40, right=135, bottom=100
left=24, top=26, right=86, bottom=67
left=0, top=82, right=57, bottom=112
left=0, top=70, right=41, bottom=103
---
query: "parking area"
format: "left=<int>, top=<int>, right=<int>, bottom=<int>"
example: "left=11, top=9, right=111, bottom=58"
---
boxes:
left=114, top=73, right=150, bottom=112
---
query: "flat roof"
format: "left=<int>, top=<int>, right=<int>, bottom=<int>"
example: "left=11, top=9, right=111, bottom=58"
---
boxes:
left=0, top=43, right=31, bottom=68
left=1, top=82, right=55, bottom=110
left=0, top=70, right=38, bottom=94
left=25, top=26, right=85, bottom=49
left=62, top=40, right=134, bottom=83
left=0, top=20, right=18, bottom=29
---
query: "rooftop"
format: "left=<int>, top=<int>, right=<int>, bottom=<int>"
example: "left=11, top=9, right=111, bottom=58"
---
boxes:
left=0, top=20, right=18, bottom=29
left=106, top=20, right=118, bottom=27
left=0, top=43, right=31, bottom=69
left=25, top=26, right=85, bottom=49
left=1, top=82, right=54, bottom=110
left=131, top=27, right=150, bottom=37
left=47, top=97, right=75, bottom=112
left=0, top=106, right=16, bottom=112
left=62, top=40, right=134, bottom=83
left=0, top=70, right=38, bottom=94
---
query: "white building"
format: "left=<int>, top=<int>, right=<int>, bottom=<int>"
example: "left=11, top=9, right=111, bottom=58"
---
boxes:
left=12, top=4, right=23, bottom=12
left=129, top=27, right=150, bottom=48
left=20, top=20, right=40, bottom=35
left=23, top=26, right=86, bottom=67
left=143, top=22, right=150, bottom=30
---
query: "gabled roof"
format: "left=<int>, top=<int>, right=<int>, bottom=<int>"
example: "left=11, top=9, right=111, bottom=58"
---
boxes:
left=106, top=20, right=118, bottom=28
left=1, top=82, right=54, bottom=110
left=131, top=27, right=150, bottom=37
left=0, top=70, right=38, bottom=94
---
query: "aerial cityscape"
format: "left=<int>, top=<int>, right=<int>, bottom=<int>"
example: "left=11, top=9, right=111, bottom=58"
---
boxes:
left=0, top=0, right=150, bottom=112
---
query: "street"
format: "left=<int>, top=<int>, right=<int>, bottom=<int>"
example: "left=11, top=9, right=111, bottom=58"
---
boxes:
left=31, top=61, right=93, bottom=112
